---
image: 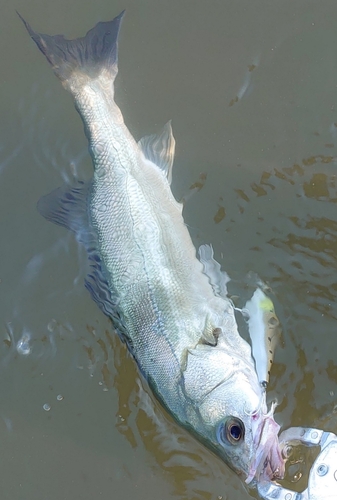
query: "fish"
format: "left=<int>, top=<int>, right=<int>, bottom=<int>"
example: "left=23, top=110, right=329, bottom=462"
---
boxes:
left=20, top=11, right=285, bottom=485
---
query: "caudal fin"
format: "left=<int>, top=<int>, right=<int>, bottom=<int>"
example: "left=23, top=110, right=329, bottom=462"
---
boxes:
left=18, top=11, right=124, bottom=88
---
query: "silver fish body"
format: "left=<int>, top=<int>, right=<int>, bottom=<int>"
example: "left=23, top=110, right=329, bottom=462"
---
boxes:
left=21, top=12, right=284, bottom=483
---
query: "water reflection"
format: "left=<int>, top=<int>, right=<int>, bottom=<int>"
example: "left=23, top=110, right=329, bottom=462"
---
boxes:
left=17, top=81, right=90, bottom=185
left=229, top=54, right=260, bottom=107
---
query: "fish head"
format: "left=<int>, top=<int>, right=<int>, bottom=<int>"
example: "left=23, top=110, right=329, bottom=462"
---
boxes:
left=202, top=373, right=284, bottom=483
left=184, top=347, right=284, bottom=483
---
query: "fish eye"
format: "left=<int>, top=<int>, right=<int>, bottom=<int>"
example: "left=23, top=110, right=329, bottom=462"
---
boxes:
left=217, top=417, right=245, bottom=446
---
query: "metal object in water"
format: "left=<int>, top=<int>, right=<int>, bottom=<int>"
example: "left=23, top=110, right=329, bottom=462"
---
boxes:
left=257, top=426, right=337, bottom=499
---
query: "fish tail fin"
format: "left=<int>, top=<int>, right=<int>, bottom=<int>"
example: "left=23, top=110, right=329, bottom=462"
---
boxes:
left=18, top=11, right=124, bottom=91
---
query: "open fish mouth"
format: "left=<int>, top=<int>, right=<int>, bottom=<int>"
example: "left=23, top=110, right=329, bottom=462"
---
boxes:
left=246, top=405, right=285, bottom=484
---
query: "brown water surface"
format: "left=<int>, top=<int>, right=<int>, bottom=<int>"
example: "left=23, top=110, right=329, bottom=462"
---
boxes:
left=1, top=1, right=337, bottom=499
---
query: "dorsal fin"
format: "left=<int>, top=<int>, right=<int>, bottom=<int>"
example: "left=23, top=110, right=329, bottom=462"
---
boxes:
left=138, top=121, right=175, bottom=184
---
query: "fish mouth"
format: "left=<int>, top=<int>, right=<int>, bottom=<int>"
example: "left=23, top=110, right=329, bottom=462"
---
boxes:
left=245, top=406, right=285, bottom=484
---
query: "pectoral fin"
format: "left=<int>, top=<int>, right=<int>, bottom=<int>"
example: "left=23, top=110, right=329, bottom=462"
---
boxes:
left=37, top=182, right=122, bottom=324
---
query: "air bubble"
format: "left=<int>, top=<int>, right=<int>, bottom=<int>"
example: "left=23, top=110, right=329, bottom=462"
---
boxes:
left=47, top=319, right=57, bottom=332
left=16, top=332, right=31, bottom=355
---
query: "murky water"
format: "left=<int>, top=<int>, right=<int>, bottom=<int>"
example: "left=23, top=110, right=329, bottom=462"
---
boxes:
left=1, top=0, right=337, bottom=499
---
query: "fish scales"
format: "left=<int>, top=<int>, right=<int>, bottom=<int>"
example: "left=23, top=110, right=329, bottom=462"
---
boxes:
left=85, top=83, right=235, bottom=413
left=21, top=11, right=285, bottom=485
